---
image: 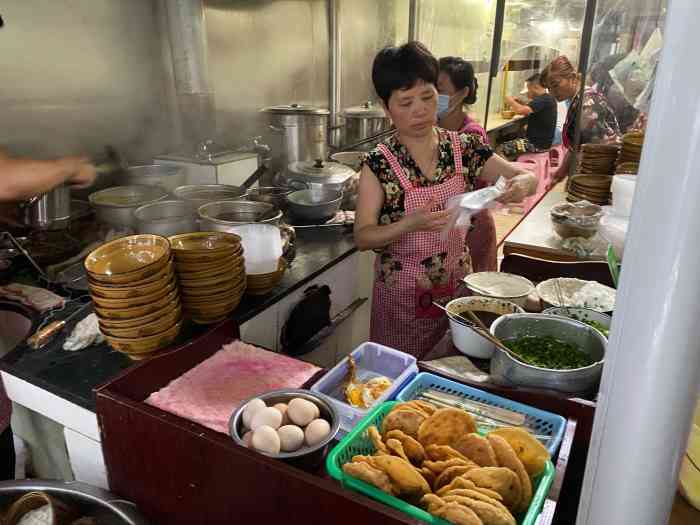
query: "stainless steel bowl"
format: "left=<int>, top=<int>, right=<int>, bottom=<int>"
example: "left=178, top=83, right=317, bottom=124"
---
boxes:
left=0, top=480, right=149, bottom=525
left=490, top=313, right=607, bottom=394
left=198, top=200, right=283, bottom=231
left=245, top=186, right=296, bottom=211
left=134, top=200, right=197, bottom=237
left=173, top=184, right=248, bottom=212
left=122, top=164, right=185, bottom=193
left=229, top=389, right=340, bottom=471
left=89, top=185, right=168, bottom=229
left=286, top=188, right=343, bottom=222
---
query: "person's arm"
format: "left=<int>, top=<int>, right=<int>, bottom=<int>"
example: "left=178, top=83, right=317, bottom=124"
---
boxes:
left=353, top=165, right=452, bottom=251
left=0, top=156, right=96, bottom=202
left=505, top=95, right=533, bottom=116
left=479, top=154, right=538, bottom=204
left=547, top=149, right=574, bottom=190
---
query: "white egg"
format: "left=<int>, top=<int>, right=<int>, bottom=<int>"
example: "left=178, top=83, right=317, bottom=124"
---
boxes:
left=250, top=407, right=283, bottom=431
left=252, top=425, right=280, bottom=455
left=287, top=398, right=318, bottom=427
left=242, top=398, right=266, bottom=429
left=305, top=418, right=331, bottom=447
left=277, top=425, right=305, bottom=452
left=242, top=430, right=253, bottom=448
left=273, top=403, right=290, bottom=425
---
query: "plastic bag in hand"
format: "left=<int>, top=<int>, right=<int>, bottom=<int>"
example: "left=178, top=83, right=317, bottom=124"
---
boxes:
left=441, top=177, right=507, bottom=238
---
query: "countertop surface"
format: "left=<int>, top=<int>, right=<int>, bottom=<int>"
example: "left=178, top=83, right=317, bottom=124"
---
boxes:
left=503, top=187, right=608, bottom=261
left=0, top=228, right=357, bottom=412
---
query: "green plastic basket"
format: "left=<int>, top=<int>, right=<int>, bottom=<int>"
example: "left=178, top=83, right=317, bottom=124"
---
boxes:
left=327, top=401, right=555, bottom=525
left=607, top=245, right=621, bottom=288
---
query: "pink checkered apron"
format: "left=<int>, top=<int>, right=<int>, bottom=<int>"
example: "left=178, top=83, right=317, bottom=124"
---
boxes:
left=370, top=131, right=470, bottom=358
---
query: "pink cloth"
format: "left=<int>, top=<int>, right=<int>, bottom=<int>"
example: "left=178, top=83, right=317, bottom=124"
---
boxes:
left=146, top=340, right=321, bottom=435
left=371, top=132, right=469, bottom=358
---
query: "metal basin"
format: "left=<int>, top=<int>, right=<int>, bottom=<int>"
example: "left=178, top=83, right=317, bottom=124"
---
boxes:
left=286, top=188, right=342, bottom=223
left=198, top=200, right=283, bottom=231
left=88, top=185, right=168, bottom=229
left=172, top=184, right=248, bottom=213
left=134, top=200, right=197, bottom=237
left=0, top=480, right=150, bottom=524
left=490, top=313, right=606, bottom=394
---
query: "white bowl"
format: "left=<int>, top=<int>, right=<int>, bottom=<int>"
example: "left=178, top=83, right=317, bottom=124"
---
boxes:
left=463, top=272, right=535, bottom=308
left=537, top=278, right=616, bottom=312
left=445, top=296, right=524, bottom=358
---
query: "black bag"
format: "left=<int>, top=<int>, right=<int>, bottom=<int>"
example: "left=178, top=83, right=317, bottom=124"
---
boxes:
left=280, top=285, right=331, bottom=356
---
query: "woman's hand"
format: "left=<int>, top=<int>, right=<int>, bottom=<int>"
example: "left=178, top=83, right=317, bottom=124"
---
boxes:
left=496, top=173, right=537, bottom=204
left=401, top=197, right=452, bottom=233
left=63, top=157, right=97, bottom=188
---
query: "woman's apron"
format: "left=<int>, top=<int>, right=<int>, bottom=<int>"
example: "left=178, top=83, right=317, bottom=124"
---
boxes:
left=370, top=131, right=471, bottom=358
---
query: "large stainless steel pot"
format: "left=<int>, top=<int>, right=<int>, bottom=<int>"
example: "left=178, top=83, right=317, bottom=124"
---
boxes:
left=0, top=480, right=150, bottom=525
left=134, top=200, right=197, bottom=237
left=198, top=200, right=283, bottom=231
left=490, top=313, right=607, bottom=394
left=122, top=164, right=185, bottom=193
left=339, top=101, right=391, bottom=149
left=261, top=104, right=329, bottom=174
left=286, top=188, right=343, bottom=223
left=88, top=185, right=168, bottom=229
left=21, top=185, right=71, bottom=230
left=285, top=159, right=354, bottom=192
left=172, top=184, right=247, bottom=212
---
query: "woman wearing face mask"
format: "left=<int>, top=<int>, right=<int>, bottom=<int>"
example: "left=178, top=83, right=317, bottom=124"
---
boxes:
left=355, top=42, right=536, bottom=357
left=436, top=57, right=496, bottom=273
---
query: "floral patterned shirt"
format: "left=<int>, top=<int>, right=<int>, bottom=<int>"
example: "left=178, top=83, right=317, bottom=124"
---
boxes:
left=564, top=87, right=621, bottom=149
left=361, top=128, right=493, bottom=225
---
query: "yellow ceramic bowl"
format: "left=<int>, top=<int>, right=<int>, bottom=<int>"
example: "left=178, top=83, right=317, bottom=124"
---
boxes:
left=91, top=278, right=176, bottom=309
left=86, top=235, right=171, bottom=285
left=89, top=268, right=175, bottom=299
left=185, top=294, right=243, bottom=318
left=172, top=245, right=242, bottom=263
left=175, top=256, right=244, bottom=279
left=181, top=275, right=245, bottom=298
left=182, top=280, right=245, bottom=305
left=94, top=289, right=179, bottom=320
left=179, top=267, right=245, bottom=288
left=89, top=259, right=173, bottom=288
left=168, top=231, right=241, bottom=253
left=97, top=300, right=180, bottom=330
left=100, top=305, right=182, bottom=339
left=105, top=320, right=182, bottom=359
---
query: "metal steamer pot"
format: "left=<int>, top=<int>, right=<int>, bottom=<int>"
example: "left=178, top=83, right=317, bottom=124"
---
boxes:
left=261, top=104, right=330, bottom=174
left=339, top=101, right=391, bottom=149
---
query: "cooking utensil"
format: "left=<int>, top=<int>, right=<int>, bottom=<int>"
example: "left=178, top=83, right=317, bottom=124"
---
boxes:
left=134, top=200, right=197, bottom=237
left=490, top=313, right=607, bottom=394
left=2, top=232, right=48, bottom=280
left=239, top=164, right=269, bottom=191
left=27, top=301, right=91, bottom=349
left=20, top=184, right=71, bottom=230
left=122, top=164, right=186, bottom=193
left=89, top=185, right=168, bottom=229
left=286, top=188, right=343, bottom=222
left=338, top=101, right=391, bottom=148
left=285, top=159, right=355, bottom=193
left=198, top=200, right=283, bottom=231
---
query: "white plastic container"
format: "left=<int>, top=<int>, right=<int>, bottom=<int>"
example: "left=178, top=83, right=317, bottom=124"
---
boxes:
left=227, top=223, right=282, bottom=274
left=611, top=175, right=637, bottom=217
left=310, top=342, right=418, bottom=436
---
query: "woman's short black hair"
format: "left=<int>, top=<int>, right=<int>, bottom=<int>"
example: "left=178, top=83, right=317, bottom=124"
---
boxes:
left=372, top=41, right=438, bottom=106
left=438, top=56, right=478, bottom=105
left=526, top=72, right=542, bottom=85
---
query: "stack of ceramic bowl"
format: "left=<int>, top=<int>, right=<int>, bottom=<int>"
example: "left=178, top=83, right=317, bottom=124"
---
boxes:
left=86, top=235, right=182, bottom=360
left=617, top=131, right=644, bottom=167
left=567, top=174, right=613, bottom=205
left=247, top=258, right=287, bottom=296
left=169, top=232, right=246, bottom=324
left=578, top=143, right=620, bottom=175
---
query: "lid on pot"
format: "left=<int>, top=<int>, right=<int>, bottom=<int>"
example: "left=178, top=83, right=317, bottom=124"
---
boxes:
left=287, top=159, right=355, bottom=185
left=261, top=104, right=330, bottom=115
left=341, top=101, right=387, bottom=118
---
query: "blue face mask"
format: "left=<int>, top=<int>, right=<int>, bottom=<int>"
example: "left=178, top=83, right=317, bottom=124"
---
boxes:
left=437, top=94, right=450, bottom=118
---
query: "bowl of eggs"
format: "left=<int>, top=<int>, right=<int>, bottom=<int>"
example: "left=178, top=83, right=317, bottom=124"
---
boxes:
left=229, top=389, right=340, bottom=471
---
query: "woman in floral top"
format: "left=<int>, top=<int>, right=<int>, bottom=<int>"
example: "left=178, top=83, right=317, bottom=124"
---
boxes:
left=543, top=55, right=621, bottom=189
left=355, top=42, right=536, bottom=358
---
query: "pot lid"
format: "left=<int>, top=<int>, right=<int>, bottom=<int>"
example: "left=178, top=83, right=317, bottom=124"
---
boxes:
left=261, top=104, right=330, bottom=115
left=341, top=100, right=387, bottom=118
left=287, top=159, right=355, bottom=184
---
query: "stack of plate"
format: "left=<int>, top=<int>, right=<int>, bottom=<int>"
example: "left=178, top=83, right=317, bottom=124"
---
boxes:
left=246, top=258, right=286, bottom=296
left=617, top=131, right=644, bottom=166
left=615, top=162, right=639, bottom=175
left=169, top=232, right=246, bottom=324
left=578, top=143, right=620, bottom=175
left=86, top=234, right=182, bottom=360
left=567, top=174, right=613, bottom=206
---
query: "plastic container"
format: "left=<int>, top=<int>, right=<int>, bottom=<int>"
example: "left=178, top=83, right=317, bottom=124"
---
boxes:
left=599, top=208, right=629, bottom=260
left=396, top=373, right=566, bottom=455
left=611, top=174, right=636, bottom=217
left=326, top=401, right=556, bottom=525
left=225, top=223, right=282, bottom=274
left=310, top=343, right=418, bottom=436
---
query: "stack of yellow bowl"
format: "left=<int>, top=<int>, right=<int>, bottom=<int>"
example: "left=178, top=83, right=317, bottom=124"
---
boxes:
left=168, top=232, right=246, bottom=324
left=85, top=234, right=182, bottom=360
